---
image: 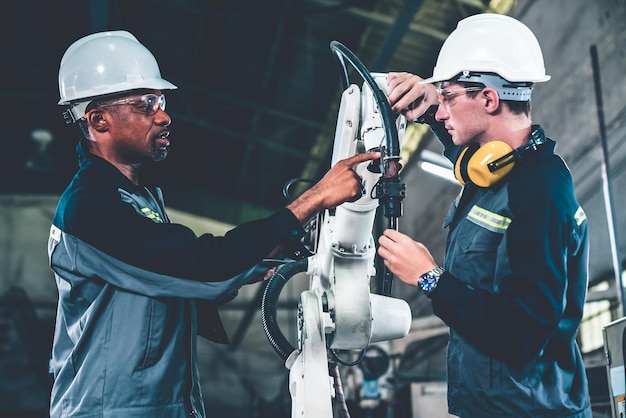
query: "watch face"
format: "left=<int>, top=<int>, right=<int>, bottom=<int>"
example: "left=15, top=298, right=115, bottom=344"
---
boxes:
left=421, top=274, right=437, bottom=293
left=419, top=268, right=443, bottom=295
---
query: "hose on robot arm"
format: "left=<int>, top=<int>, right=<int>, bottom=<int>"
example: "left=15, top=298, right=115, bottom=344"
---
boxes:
left=330, top=41, right=401, bottom=162
left=261, top=258, right=308, bottom=362
left=262, top=41, right=406, bottom=360
left=330, top=41, right=406, bottom=295
left=261, top=257, right=353, bottom=418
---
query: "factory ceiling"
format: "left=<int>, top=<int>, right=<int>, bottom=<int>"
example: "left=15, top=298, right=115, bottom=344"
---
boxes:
left=1, top=0, right=514, bottom=226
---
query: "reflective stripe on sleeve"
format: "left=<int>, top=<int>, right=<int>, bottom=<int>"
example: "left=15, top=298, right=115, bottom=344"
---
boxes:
left=574, top=206, right=587, bottom=226
left=50, top=225, right=61, bottom=242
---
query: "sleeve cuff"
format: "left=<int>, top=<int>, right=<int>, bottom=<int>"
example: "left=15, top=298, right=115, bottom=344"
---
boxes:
left=414, top=104, right=439, bottom=125
left=270, top=208, right=311, bottom=259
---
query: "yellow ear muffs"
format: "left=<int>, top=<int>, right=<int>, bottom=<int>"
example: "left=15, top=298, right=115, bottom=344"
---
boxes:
left=454, top=141, right=515, bottom=187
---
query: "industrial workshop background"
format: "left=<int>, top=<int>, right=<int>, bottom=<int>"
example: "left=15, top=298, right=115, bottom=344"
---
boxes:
left=1, top=0, right=625, bottom=417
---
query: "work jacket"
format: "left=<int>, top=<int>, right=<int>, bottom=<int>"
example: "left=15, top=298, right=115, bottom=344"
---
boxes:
left=420, top=115, right=592, bottom=418
left=48, top=140, right=304, bottom=417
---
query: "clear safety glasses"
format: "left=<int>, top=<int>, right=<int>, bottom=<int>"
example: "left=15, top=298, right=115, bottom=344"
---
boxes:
left=436, top=86, right=484, bottom=106
left=95, top=94, right=166, bottom=116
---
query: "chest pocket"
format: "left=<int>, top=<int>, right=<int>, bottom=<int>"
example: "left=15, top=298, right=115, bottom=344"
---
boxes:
left=460, top=205, right=510, bottom=251
left=448, top=205, right=511, bottom=290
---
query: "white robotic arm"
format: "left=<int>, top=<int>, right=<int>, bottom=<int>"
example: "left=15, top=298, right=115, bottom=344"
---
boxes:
left=262, top=43, right=412, bottom=418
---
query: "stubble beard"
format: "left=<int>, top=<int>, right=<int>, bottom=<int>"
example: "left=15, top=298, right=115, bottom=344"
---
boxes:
left=151, top=144, right=169, bottom=162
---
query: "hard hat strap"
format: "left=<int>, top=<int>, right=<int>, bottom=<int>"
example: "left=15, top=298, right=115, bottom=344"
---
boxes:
left=63, top=101, right=92, bottom=124
left=455, top=72, right=533, bottom=102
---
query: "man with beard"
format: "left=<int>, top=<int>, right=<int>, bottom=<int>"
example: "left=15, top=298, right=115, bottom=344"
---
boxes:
left=49, top=30, right=379, bottom=418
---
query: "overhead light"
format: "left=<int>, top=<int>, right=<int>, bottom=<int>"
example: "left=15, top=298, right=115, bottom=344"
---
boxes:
left=418, top=149, right=457, bottom=184
left=25, top=128, right=56, bottom=173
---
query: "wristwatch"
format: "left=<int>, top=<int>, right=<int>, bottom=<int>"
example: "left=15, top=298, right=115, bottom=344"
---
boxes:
left=417, top=267, right=445, bottom=296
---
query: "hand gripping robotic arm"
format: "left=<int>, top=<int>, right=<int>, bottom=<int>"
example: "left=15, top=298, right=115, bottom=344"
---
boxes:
left=262, top=41, right=412, bottom=417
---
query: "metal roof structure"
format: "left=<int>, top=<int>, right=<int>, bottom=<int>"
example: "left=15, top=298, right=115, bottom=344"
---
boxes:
left=1, top=0, right=513, bottom=225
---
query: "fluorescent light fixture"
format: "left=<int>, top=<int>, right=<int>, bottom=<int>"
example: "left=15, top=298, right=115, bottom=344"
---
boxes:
left=420, top=161, right=457, bottom=183
left=419, top=150, right=457, bottom=184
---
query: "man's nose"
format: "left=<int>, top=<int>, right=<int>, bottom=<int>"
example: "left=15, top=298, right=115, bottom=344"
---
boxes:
left=157, top=109, right=172, bottom=127
left=435, top=104, right=448, bottom=122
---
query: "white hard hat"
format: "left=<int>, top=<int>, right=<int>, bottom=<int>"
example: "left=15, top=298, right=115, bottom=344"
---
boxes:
left=58, top=30, right=177, bottom=122
left=421, top=13, right=550, bottom=85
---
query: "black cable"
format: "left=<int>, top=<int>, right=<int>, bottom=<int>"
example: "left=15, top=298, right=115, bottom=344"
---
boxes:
left=282, top=177, right=316, bottom=202
left=329, top=41, right=400, bottom=160
left=330, top=362, right=351, bottom=418
left=330, top=348, right=367, bottom=366
left=329, top=40, right=406, bottom=296
left=261, top=258, right=309, bottom=361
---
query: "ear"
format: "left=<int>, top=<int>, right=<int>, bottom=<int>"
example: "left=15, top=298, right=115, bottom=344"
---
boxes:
left=85, top=109, right=109, bottom=133
left=481, top=87, right=500, bottom=114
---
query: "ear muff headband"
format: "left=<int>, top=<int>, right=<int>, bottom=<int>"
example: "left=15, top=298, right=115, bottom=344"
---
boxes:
left=454, top=144, right=476, bottom=186
left=454, top=125, right=547, bottom=187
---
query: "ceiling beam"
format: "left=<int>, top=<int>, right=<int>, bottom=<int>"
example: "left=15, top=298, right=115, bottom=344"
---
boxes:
left=170, top=112, right=318, bottom=161
left=306, top=0, right=450, bottom=40
left=87, top=0, right=111, bottom=32
left=370, top=0, right=424, bottom=71
left=175, top=81, right=333, bottom=131
left=237, top=0, right=293, bottom=195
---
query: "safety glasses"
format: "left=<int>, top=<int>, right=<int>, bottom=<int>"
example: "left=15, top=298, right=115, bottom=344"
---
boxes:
left=436, top=87, right=484, bottom=106
left=95, top=94, right=166, bottom=116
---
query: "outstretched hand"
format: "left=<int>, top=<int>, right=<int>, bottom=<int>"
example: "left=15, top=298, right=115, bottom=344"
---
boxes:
left=287, top=151, right=380, bottom=224
left=316, top=152, right=380, bottom=207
